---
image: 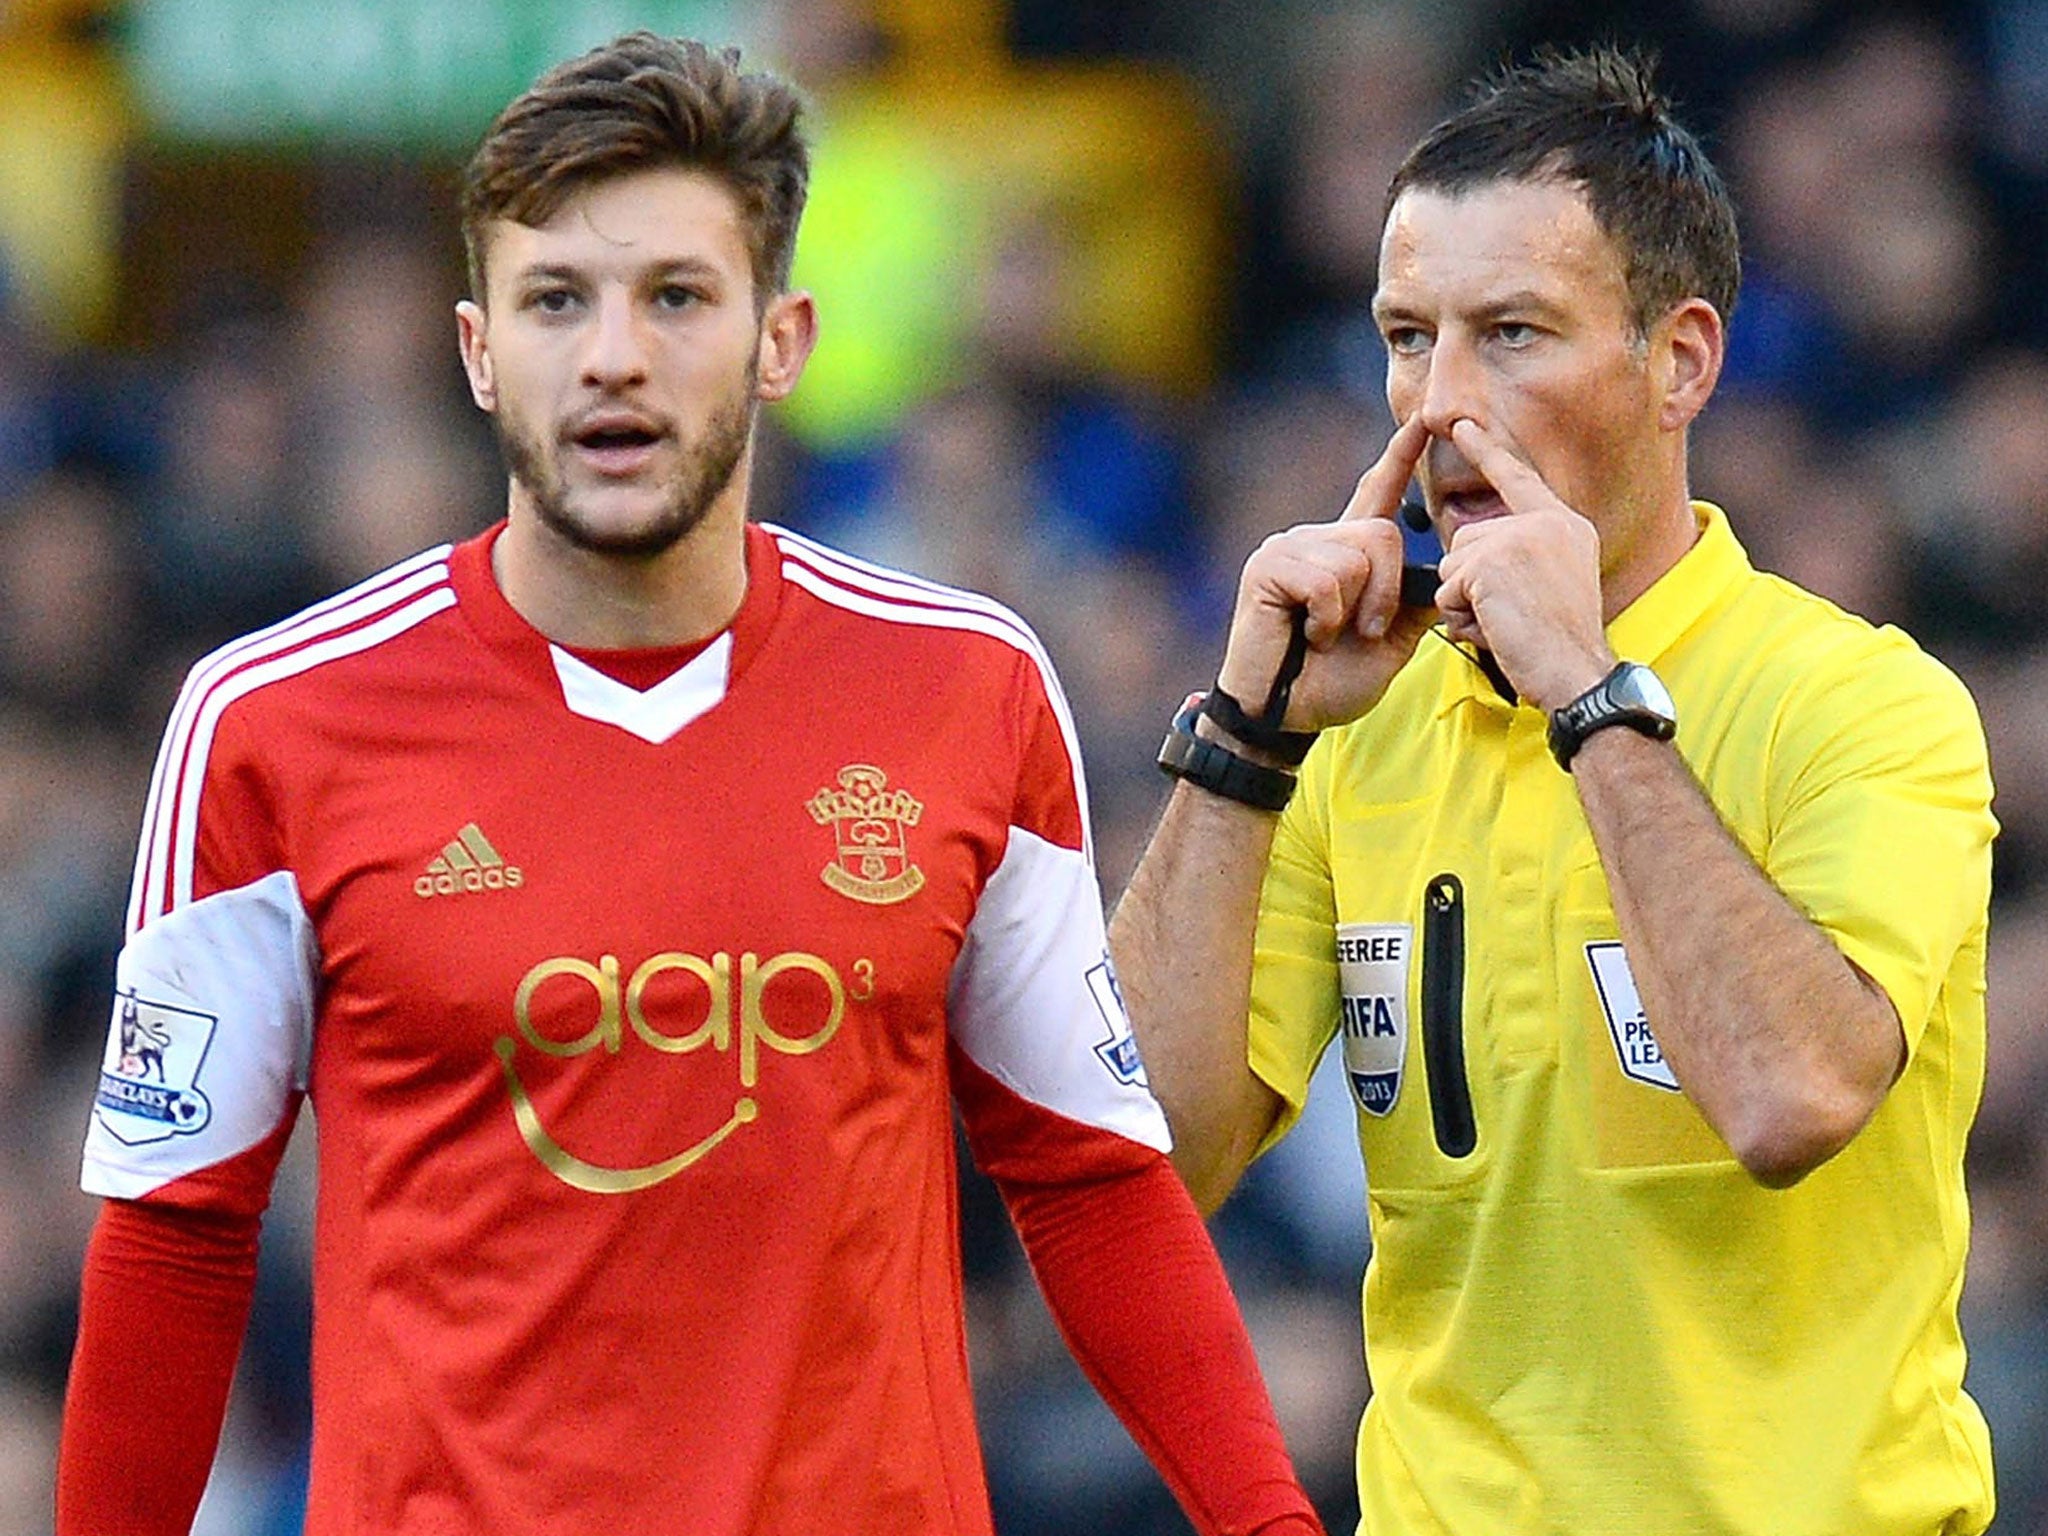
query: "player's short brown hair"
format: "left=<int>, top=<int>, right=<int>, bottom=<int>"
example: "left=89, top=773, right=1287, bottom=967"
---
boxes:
left=1386, top=45, right=1740, bottom=334
left=459, top=33, right=809, bottom=306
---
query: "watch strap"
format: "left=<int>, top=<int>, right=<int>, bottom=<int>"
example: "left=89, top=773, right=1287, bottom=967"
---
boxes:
left=1201, top=685, right=1318, bottom=765
left=1157, top=694, right=1297, bottom=811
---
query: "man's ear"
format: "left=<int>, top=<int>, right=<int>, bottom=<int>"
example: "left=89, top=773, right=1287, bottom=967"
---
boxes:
left=1656, top=297, right=1723, bottom=433
left=755, top=290, right=819, bottom=403
left=456, top=299, right=497, bottom=413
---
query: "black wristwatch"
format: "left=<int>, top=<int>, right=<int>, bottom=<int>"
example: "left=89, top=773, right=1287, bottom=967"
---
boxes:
left=1547, top=662, right=1678, bottom=769
left=1157, top=693, right=1298, bottom=811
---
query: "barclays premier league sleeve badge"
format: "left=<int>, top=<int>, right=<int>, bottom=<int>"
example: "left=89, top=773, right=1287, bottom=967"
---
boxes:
left=1336, top=922, right=1411, bottom=1116
left=94, top=990, right=219, bottom=1144
left=1085, top=956, right=1148, bottom=1088
left=1586, top=942, right=1681, bottom=1091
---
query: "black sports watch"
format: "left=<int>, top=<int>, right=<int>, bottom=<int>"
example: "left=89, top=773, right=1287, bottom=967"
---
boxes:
left=1157, top=693, right=1297, bottom=811
left=1547, top=661, right=1678, bottom=769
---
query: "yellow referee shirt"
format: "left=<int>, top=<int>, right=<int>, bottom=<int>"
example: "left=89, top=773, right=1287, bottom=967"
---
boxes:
left=1250, top=503, right=1996, bottom=1536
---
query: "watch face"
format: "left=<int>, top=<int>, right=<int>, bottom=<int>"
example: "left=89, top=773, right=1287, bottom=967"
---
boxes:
left=1610, top=663, right=1677, bottom=722
left=1550, top=662, right=1676, bottom=767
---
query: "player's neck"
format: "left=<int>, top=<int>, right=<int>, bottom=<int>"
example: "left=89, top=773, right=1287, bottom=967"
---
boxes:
left=492, top=476, right=754, bottom=651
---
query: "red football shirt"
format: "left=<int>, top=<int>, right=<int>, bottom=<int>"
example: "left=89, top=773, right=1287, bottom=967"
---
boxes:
left=84, top=522, right=1173, bottom=1535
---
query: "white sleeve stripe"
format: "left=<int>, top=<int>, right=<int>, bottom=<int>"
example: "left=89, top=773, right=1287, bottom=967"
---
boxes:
left=764, top=523, right=1039, bottom=637
left=778, top=545, right=1045, bottom=662
left=763, top=531, right=1070, bottom=748
left=777, top=560, right=1093, bottom=864
left=128, top=548, right=452, bottom=931
left=131, top=547, right=450, bottom=921
left=133, top=546, right=449, bottom=906
left=135, top=587, right=457, bottom=929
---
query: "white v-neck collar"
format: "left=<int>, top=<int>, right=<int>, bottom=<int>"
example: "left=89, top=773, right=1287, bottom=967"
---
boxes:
left=547, top=633, right=733, bottom=744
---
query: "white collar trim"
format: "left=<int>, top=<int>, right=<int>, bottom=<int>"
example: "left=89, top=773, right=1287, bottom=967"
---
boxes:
left=547, top=634, right=732, bottom=744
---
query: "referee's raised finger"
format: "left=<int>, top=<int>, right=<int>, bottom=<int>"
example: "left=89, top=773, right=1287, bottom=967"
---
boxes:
left=1337, top=414, right=1429, bottom=523
left=1447, top=417, right=1558, bottom=514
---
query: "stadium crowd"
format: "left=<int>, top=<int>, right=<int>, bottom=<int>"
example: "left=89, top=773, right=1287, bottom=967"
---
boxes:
left=1, top=0, right=2044, bottom=1531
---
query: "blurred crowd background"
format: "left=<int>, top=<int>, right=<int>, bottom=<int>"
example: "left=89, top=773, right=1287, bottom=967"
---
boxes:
left=3, top=0, right=2046, bottom=1530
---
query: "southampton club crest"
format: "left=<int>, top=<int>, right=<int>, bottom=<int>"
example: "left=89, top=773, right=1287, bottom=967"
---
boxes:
left=94, top=990, right=218, bottom=1145
left=807, top=764, right=926, bottom=906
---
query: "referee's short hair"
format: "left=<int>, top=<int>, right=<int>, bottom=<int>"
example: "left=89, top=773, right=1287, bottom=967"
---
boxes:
left=1386, top=45, right=1741, bottom=335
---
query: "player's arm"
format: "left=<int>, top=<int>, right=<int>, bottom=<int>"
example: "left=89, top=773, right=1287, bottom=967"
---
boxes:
left=1566, top=728, right=1905, bottom=1185
left=61, top=964, right=307, bottom=1536
left=1109, top=780, right=1288, bottom=1212
left=59, top=1152, right=286, bottom=1536
left=953, top=1053, right=1323, bottom=1536
left=951, top=638, right=1335, bottom=1533
left=1562, top=631, right=1992, bottom=1186
left=1110, top=418, right=1434, bottom=1211
left=1440, top=418, right=1939, bottom=1186
left=61, top=671, right=317, bottom=1531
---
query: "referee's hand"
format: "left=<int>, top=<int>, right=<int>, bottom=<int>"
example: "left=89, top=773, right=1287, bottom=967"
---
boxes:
left=1433, top=417, right=1614, bottom=712
left=1216, top=415, right=1437, bottom=733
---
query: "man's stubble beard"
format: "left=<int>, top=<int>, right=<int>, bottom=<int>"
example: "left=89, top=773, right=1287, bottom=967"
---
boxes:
left=495, top=369, right=758, bottom=561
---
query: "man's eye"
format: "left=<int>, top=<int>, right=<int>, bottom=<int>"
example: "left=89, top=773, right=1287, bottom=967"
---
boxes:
left=656, top=285, right=703, bottom=310
left=1384, top=327, right=1429, bottom=355
left=529, top=289, right=578, bottom=314
left=1495, top=322, right=1537, bottom=346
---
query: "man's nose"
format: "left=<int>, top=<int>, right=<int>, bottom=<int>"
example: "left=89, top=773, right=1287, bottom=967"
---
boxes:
left=1416, top=335, right=1484, bottom=440
left=581, top=292, right=651, bottom=387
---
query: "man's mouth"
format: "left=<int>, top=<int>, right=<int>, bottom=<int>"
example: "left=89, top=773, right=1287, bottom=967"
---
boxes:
left=1437, top=486, right=1509, bottom=525
left=568, top=419, right=667, bottom=476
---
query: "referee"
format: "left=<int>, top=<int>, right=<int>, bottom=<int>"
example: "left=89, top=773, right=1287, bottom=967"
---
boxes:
left=1112, top=44, right=1996, bottom=1536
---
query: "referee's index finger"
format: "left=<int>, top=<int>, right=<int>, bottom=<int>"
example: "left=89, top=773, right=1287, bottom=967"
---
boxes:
left=1337, top=415, right=1429, bottom=522
left=1447, top=417, right=1553, bottom=511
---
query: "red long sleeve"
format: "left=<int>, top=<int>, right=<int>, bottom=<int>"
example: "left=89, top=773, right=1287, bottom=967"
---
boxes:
left=1001, top=1161, right=1325, bottom=1536
left=953, top=1049, right=1324, bottom=1536
left=57, top=1198, right=261, bottom=1536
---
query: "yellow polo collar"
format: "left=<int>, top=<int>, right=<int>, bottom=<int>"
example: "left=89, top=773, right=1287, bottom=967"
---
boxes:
left=1432, top=500, right=1750, bottom=718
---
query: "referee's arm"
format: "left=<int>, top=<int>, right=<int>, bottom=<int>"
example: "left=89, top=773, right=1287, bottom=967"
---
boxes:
left=1110, top=769, right=1290, bottom=1214
left=1569, top=724, right=1904, bottom=1188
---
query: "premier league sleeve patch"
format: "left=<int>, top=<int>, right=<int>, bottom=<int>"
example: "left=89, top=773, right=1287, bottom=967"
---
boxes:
left=95, top=991, right=219, bottom=1144
left=1337, top=922, right=1412, bottom=1116
left=1586, top=941, right=1680, bottom=1091
left=1085, top=956, right=1147, bottom=1088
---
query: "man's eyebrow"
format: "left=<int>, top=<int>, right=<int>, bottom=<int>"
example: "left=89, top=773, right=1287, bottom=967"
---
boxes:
left=510, top=257, right=725, bottom=284
left=1371, top=289, right=1571, bottom=325
left=642, top=257, right=725, bottom=280
left=1469, top=290, right=1570, bottom=320
left=510, top=263, right=584, bottom=287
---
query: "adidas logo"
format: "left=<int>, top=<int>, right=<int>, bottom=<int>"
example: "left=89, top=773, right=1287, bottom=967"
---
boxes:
left=414, top=823, right=524, bottom=898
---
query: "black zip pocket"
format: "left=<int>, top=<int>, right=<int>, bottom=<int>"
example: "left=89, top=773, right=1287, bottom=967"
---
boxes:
left=1421, top=873, right=1477, bottom=1158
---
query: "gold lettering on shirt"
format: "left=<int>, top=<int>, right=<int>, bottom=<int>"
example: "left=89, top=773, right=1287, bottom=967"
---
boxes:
left=514, top=955, right=623, bottom=1056
left=627, top=952, right=729, bottom=1055
left=740, top=951, right=844, bottom=1086
left=499, top=948, right=849, bottom=1192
